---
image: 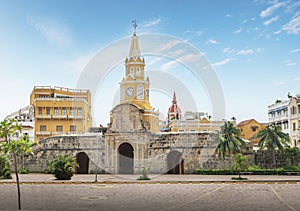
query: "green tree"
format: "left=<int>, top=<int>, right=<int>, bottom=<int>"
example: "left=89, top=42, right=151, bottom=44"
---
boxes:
left=231, top=153, right=249, bottom=179
left=48, top=154, right=77, bottom=180
left=283, top=146, right=300, bottom=166
left=0, top=154, right=12, bottom=179
left=254, top=124, right=290, bottom=168
left=0, top=118, right=33, bottom=210
left=216, top=121, right=246, bottom=159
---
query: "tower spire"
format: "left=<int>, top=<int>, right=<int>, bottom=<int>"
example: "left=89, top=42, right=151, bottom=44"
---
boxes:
left=129, top=20, right=141, bottom=58
left=132, top=19, right=137, bottom=35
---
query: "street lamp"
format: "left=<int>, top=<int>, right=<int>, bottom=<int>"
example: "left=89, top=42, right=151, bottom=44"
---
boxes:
left=94, top=131, right=103, bottom=182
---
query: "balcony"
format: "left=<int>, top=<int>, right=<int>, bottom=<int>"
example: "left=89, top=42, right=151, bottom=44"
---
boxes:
left=36, top=115, right=52, bottom=119
left=36, top=131, right=51, bottom=135
left=52, top=131, right=66, bottom=135
left=52, top=115, right=68, bottom=119
left=68, top=115, right=83, bottom=119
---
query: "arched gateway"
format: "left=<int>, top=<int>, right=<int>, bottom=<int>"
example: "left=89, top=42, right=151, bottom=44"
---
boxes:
left=167, top=151, right=184, bottom=174
left=76, top=152, right=89, bottom=174
left=118, top=143, right=134, bottom=174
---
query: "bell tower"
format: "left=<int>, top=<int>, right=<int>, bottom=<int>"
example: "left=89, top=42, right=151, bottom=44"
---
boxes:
left=119, top=20, right=151, bottom=110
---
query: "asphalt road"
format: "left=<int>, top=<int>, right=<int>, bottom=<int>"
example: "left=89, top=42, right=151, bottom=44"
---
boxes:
left=1, top=183, right=299, bottom=211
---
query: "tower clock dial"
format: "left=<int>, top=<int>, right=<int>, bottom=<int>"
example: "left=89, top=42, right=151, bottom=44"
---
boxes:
left=126, top=87, right=134, bottom=97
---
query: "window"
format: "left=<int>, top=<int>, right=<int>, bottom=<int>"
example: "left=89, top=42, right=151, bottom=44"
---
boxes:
left=293, top=123, right=296, bottom=131
left=40, top=125, right=46, bottom=131
left=137, top=84, right=144, bottom=99
left=62, top=108, right=66, bottom=115
left=46, top=107, right=50, bottom=115
left=56, top=125, right=63, bottom=132
left=130, top=66, right=134, bottom=75
left=136, top=67, right=141, bottom=76
left=70, top=108, right=74, bottom=116
left=78, top=108, right=82, bottom=116
left=70, top=125, right=76, bottom=132
left=54, top=108, right=58, bottom=116
left=251, top=126, right=258, bottom=132
left=38, top=107, right=42, bottom=115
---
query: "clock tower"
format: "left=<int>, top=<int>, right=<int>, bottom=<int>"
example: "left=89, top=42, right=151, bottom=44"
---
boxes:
left=109, top=21, right=159, bottom=133
left=119, top=22, right=151, bottom=110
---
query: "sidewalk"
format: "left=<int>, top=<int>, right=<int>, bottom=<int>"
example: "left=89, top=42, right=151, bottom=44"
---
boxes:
left=1, top=173, right=300, bottom=184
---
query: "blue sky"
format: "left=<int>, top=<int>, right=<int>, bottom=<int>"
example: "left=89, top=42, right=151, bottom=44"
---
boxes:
left=0, top=0, right=299, bottom=126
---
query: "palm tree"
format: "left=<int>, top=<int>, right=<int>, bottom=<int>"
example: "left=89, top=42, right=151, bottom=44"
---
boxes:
left=231, top=153, right=249, bottom=179
left=216, top=121, right=246, bottom=159
left=283, top=146, right=300, bottom=166
left=254, top=124, right=290, bottom=168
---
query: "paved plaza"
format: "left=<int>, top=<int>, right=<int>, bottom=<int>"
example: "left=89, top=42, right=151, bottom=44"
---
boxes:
left=0, top=174, right=300, bottom=210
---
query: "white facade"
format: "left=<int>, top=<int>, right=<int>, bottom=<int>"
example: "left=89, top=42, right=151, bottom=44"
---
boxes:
left=268, top=96, right=300, bottom=147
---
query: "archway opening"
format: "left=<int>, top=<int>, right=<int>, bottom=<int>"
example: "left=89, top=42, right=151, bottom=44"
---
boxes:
left=76, top=152, right=89, bottom=174
left=118, top=143, right=134, bottom=174
left=167, top=151, right=184, bottom=174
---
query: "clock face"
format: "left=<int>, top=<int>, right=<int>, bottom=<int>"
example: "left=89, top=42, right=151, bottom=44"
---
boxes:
left=126, top=87, right=134, bottom=97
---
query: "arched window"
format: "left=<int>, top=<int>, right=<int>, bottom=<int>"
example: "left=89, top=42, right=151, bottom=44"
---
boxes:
left=130, top=66, right=134, bottom=75
left=137, top=84, right=144, bottom=99
left=136, top=67, right=141, bottom=76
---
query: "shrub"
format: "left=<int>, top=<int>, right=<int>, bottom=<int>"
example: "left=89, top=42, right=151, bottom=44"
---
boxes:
left=48, top=154, right=77, bottom=180
left=0, top=155, right=12, bottom=179
left=248, top=165, right=261, bottom=171
left=19, top=168, right=29, bottom=174
left=137, top=167, right=150, bottom=180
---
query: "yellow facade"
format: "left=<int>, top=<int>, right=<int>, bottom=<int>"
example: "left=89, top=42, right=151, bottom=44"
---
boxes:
left=30, top=86, right=92, bottom=142
left=237, top=119, right=266, bottom=144
left=111, top=31, right=159, bottom=132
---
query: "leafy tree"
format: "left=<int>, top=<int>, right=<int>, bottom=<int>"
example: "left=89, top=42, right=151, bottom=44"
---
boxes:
left=0, top=154, right=12, bottom=179
left=48, top=154, right=77, bottom=180
left=283, top=146, right=300, bottom=166
left=231, top=153, right=249, bottom=179
left=216, top=121, right=246, bottom=159
left=0, top=118, right=33, bottom=210
left=254, top=124, right=290, bottom=168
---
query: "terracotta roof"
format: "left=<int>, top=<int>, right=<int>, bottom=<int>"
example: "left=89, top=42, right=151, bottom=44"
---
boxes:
left=237, top=119, right=255, bottom=126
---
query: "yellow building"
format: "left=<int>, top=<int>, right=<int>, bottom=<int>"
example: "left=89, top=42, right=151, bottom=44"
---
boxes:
left=237, top=119, right=267, bottom=145
left=30, top=86, right=92, bottom=141
left=109, top=24, right=159, bottom=132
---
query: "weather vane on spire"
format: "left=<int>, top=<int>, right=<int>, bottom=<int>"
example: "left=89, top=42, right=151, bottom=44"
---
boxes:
left=132, top=19, right=137, bottom=35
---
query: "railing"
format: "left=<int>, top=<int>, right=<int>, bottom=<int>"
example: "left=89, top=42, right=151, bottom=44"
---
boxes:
left=36, top=131, right=51, bottom=135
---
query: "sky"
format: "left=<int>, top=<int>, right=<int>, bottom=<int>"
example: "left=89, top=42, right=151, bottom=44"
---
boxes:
left=0, top=0, right=299, bottom=126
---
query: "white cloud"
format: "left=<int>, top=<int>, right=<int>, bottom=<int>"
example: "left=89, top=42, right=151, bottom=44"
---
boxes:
left=285, top=60, right=296, bottom=66
left=223, top=47, right=235, bottom=54
left=212, top=58, right=234, bottom=67
left=264, top=16, right=279, bottom=25
left=237, top=49, right=254, bottom=55
left=234, top=27, right=243, bottom=34
left=62, top=52, right=95, bottom=72
left=207, top=39, right=220, bottom=44
left=26, top=15, right=72, bottom=46
left=226, top=14, right=233, bottom=18
left=291, top=49, right=300, bottom=53
left=158, top=40, right=181, bottom=52
left=282, top=14, right=300, bottom=34
left=273, top=30, right=281, bottom=34
left=294, top=77, right=300, bottom=81
left=242, top=19, right=248, bottom=24
left=160, top=60, right=178, bottom=71
left=253, top=27, right=259, bottom=31
left=142, top=18, right=162, bottom=28
left=260, top=2, right=286, bottom=18
left=274, top=80, right=285, bottom=86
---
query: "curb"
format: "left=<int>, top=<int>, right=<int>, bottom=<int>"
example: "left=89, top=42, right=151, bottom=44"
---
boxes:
left=0, top=180, right=299, bottom=185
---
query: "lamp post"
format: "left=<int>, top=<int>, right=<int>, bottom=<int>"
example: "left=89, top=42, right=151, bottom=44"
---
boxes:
left=94, top=131, right=102, bottom=182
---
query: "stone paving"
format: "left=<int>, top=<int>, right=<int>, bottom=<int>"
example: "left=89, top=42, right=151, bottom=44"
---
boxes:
left=1, top=183, right=300, bottom=210
left=1, top=173, right=300, bottom=183
left=1, top=174, right=300, bottom=210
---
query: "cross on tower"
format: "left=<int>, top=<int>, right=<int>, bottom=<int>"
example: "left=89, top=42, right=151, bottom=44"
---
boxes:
left=132, top=19, right=137, bottom=35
